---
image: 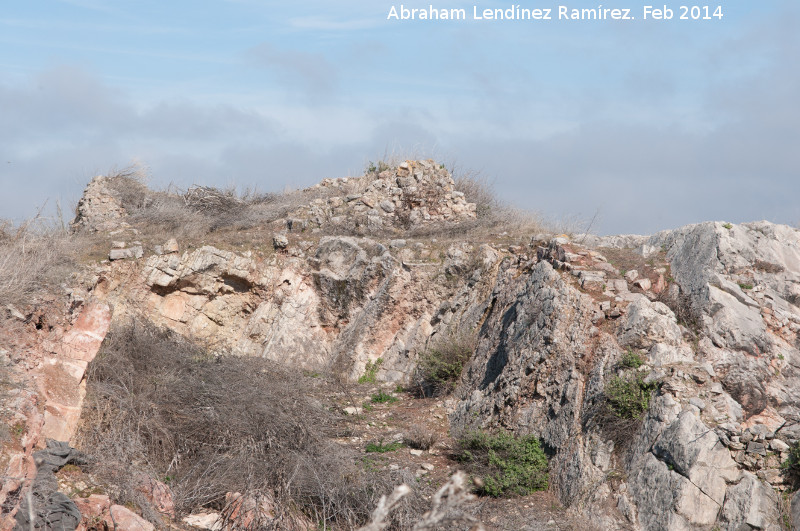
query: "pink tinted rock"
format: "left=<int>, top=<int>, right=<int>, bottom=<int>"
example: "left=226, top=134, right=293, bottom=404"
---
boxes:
left=109, top=504, right=155, bottom=531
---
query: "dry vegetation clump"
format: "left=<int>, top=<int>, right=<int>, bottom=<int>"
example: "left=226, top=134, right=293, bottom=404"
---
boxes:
left=407, top=173, right=554, bottom=244
left=404, top=426, right=438, bottom=451
left=0, top=218, right=75, bottom=310
left=102, top=166, right=359, bottom=243
left=100, top=162, right=557, bottom=247
left=413, top=330, right=476, bottom=398
left=77, top=318, right=424, bottom=529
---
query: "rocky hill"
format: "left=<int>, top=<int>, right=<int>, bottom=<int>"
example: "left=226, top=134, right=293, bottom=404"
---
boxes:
left=2, top=161, right=800, bottom=530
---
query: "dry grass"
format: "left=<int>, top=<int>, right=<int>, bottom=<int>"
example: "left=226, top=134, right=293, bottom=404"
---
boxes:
left=0, top=217, right=75, bottom=310
left=94, top=162, right=557, bottom=250
left=404, top=426, right=438, bottom=451
left=76, top=318, right=425, bottom=529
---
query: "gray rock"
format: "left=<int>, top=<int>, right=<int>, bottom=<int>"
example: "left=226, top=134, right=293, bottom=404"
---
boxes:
left=792, top=490, right=800, bottom=530
left=651, top=411, right=740, bottom=508
left=747, top=441, right=767, bottom=456
left=617, top=299, right=682, bottom=349
left=273, top=233, right=289, bottom=249
left=108, top=245, right=143, bottom=260
left=720, top=473, right=780, bottom=531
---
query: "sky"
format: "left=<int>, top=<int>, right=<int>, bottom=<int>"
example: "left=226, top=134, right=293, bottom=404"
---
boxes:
left=0, top=1, right=798, bottom=235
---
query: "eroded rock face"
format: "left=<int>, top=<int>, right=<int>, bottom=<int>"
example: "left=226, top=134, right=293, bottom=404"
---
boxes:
left=22, top=170, right=800, bottom=531
left=449, top=221, right=800, bottom=530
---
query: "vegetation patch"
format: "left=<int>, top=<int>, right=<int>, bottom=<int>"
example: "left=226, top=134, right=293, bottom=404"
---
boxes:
left=365, top=440, right=404, bottom=453
left=370, top=390, right=398, bottom=404
left=782, top=441, right=800, bottom=485
left=454, top=431, right=549, bottom=497
left=405, top=426, right=438, bottom=451
left=77, top=319, right=417, bottom=528
left=358, top=358, right=383, bottom=384
left=414, top=331, right=475, bottom=397
left=605, top=372, right=657, bottom=420
left=598, top=369, right=659, bottom=449
left=620, top=350, right=644, bottom=369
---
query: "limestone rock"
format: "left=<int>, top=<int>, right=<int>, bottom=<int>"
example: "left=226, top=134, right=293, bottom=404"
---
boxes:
left=617, top=298, right=682, bottom=349
left=719, top=473, right=780, bottom=531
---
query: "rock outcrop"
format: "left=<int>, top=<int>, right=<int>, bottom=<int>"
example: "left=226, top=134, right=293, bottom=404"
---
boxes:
left=4, top=163, right=800, bottom=530
left=448, top=221, right=800, bottom=529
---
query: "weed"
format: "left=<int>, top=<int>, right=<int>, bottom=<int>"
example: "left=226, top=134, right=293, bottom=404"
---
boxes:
left=597, top=371, right=659, bottom=449
left=620, top=350, right=644, bottom=369
left=358, top=358, right=383, bottom=384
left=722, top=222, right=733, bottom=229
left=370, top=390, right=398, bottom=404
left=605, top=373, right=657, bottom=420
left=738, top=282, right=754, bottom=290
left=394, top=384, right=405, bottom=393
left=365, top=440, right=403, bottom=453
left=454, top=431, right=548, bottom=497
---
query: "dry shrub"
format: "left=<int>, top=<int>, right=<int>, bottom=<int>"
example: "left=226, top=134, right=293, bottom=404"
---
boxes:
left=654, top=284, right=702, bottom=332
left=0, top=218, right=74, bottom=309
left=414, top=330, right=476, bottom=398
left=404, top=426, right=438, bottom=451
left=77, top=319, right=422, bottom=529
left=104, top=164, right=151, bottom=212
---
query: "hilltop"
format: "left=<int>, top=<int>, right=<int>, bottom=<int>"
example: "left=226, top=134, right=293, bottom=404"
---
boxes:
left=2, top=161, right=800, bottom=530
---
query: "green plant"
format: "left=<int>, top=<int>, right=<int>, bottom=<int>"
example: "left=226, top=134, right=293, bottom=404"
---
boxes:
left=370, top=390, right=398, bottom=404
left=358, top=358, right=383, bottom=384
left=454, top=431, right=548, bottom=497
left=365, top=440, right=403, bottom=453
left=394, top=384, right=405, bottom=393
left=783, top=442, right=800, bottom=477
left=738, top=282, right=754, bottom=290
left=605, top=373, right=657, bottom=420
left=620, top=350, right=644, bottom=369
left=722, top=222, right=733, bottom=229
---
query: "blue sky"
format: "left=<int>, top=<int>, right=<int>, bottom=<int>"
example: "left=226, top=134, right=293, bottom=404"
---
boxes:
left=1, top=1, right=798, bottom=234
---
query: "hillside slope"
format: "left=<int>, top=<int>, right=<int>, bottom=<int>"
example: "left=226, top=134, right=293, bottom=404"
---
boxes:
left=2, top=162, right=800, bottom=530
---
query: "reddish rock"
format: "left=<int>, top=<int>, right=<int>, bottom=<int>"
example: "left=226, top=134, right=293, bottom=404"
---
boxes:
left=135, top=474, right=175, bottom=516
left=108, top=505, right=155, bottom=531
left=653, top=274, right=667, bottom=294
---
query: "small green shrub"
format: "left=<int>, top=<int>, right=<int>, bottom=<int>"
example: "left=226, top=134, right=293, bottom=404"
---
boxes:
left=620, top=350, right=644, bottom=369
left=370, top=390, right=398, bottom=404
left=722, top=222, right=733, bottom=229
left=365, top=440, right=403, bottom=453
left=738, top=282, right=754, bottom=290
left=358, top=358, right=383, bottom=384
left=782, top=441, right=800, bottom=478
left=454, top=431, right=548, bottom=497
left=605, top=373, right=657, bottom=420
